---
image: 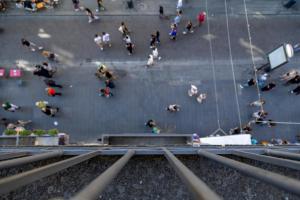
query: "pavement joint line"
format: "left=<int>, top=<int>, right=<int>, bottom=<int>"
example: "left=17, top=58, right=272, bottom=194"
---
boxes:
left=242, top=0, right=264, bottom=112
left=257, top=121, right=300, bottom=125
left=224, top=0, right=243, bottom=130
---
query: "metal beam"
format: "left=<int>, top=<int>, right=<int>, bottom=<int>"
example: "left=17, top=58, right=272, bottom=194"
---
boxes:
left=0, top=152, right=30, bottom=161
left=72, top=150, right=135, bottom=200
left=163, top=148, right=222, bottom=200
left=0, top=151, right=99, bottom=195
left=232, top=150, right=300, bottom=170
left=198, top=150, right=300, bottom=196
left=265, top=149, right=300, bottom=161
left=0, top=150, right=63, bottom=170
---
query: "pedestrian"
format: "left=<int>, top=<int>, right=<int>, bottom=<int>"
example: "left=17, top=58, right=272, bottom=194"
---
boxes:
left=150, top=34, right=156, bottom=49
left=96, top=0, right=105, bottom=12
left=197, top=93, right=207, bottom=103
left=280, top=70, right=298, bottom=81
left=169, top=24, right=177, bottom=40
left=2, top=102, right=20, bottom=112
left=42, top=50, right=57, bottom=62
left=188, top=85, right=198, bottom=96
left=159, top=5, right=164, bottom=19
left=173, top=10, right=182, bottom=25
left=152, top=126, right=161, bottom=134
left=146, top=54, right=154, bottom=67
left=290, top=85, right=300, bottom=95
left=72, top=0, right=80, bottom=11
left=166, top=104, right=180, bottom=112
left=285, top=74, right=300, bottom=85
left=94, top=34, right=103, bottom=50
left=44, top=79, right=63, bottom=88
left=41, top=106, right=59, bottom=117
left=261, top=82, right=276, bottom=92
left=100, top=87, right=113, bottom=97
left=176, top=0, right=182, bottom=11
left=46, top=87, right=62, bottom=97
left=102, top=32, right=112, bottom=48
left=257, top=73, right=269, bottom=88
left=124, top=35, right=131, bottom=44
left=252, top=110, right=268, bottom=119
left=145, top=119, right=156, bottom=128
left=85, top=8, right=98, bottom=23
left=33, top=65, right=54, bottom=78
left=156, top=31, right=160, bottom=45
left=21, top=38, right=42, bottom=52
left=239, top=78, right=256, bottom=88
left=126, top=42, right=134, bottom=55
left=35, top=101, right=49, bottom=109
left=105, top=79, right=115, bottom=89
left=152, top=48, right=161, bottom=60
left=183, top=20, right=194, bottom=34
left=118, top=22, right=130, bottom=37
left=197, top=11, right=206, bottom=26
left=249, top=99, right=265, bottom=107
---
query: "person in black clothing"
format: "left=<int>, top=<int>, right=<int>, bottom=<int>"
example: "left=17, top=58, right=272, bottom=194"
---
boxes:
left=33, top=65, right=53, bottom=78
left=126, top=42, right=134, bottom=55
left=239, top=78, right=256, bottom=88
left=41, top=106, right=59, bottom=117
left=44, top=79, right=63, bottom=88
left=285, top=75, right=300, bottom=85
left=145, top=119, right=156, bottom=128
left=150, top=34, right=156, bottom=48
left=105, top=79, right=115, bottom=89
left=291, top=85, right=300, bottom=95
left=261, top=82, right=276, bottom=92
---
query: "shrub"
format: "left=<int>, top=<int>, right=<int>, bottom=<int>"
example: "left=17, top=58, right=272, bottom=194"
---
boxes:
left=33, top=129, right=46, bottom=136
left=48, top=129, right=59, bottom=136
left=19, top=130, right=32, bottom=136
left=4, top=129, right=17, bottom=136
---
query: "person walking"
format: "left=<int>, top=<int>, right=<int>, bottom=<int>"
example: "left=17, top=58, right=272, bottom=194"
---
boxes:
left=152, top=48, right=161, bottom=60
left=173, top=10, right=182, bottom=25
left=35, top=101, right=48, bottom=109
left=249, top=99, right=265, bottom=107
left=124, top=35, right=131, bottom=44
left=72, top=0, right=80, bottom=11
left=183, top=20, right=194, bottom=34
left=100, top=87, right=113, bottom=97
left=126, top=42, right=134, bottom=55
left=239, top=78, right=256, bottom=88
left=21, top=38, right=42, bottom=52
left=145, top=119, right=156, bottom=128
left=159, top=5, right=164, bottom=19
left=176, top=0, right=182, bottom=11
left=46, top=87, right=62, bottom=97
left=290, top=85, right=300, bottom=95
left=252, top=110, right=268, bottom=119
left=96, top=0, right=105, bottom=12
left=94, top=34, right=103, bottom=50
left=105, top=79, right=115, bottom=89
left=197, top=11, right=206, bottom=26
left=150, top=34, right=156, bottom=49
left=261, top=82, right=276, bottom=92
left=118, top=22, right=130, bottom=37
left=85, top=8, right=98, bottom=23
left=146, top=54, right=154, bottom=67
left=188, top=85, right=198, bottom=96
left=166, top=104, right=180, bottom=112
left=169, top=24, right=177, bottom=40
left=156, top=31, right=160, bottom=45
left=102, top=32, right=112, bottom=48
left=41, top=106, right=59, bottom=117
left=197, top=93, right=207, bottom=103
left=44, top=79, right=63, bottom=88
left=2, top=102, right=20, bottom=112
left=33, top=65, right=54, bottom=78
left=285, top=74, right=300, bottom=85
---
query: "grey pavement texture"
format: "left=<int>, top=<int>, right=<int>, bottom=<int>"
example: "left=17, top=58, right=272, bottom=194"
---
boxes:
left=1, top=0, right=300, bottom=143
left=1, top=155, right=300, bottom=200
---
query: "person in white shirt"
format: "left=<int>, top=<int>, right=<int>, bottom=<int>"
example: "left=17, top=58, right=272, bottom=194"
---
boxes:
left=94, top=34, right=103, bottom=50
left=124, top=35, right=131, bottom=44
left=146, top=55, right=154, bottom=67
left=102, top=32, right=111, bottom=48
left=176, top=0, right=182, bottom=11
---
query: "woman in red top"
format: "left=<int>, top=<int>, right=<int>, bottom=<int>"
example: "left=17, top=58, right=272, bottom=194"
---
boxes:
left=46, top=87, right=62, bottom=96
left=197, top=11, right=206, bottom=26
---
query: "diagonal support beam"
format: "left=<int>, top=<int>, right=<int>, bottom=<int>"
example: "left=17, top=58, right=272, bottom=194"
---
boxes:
left=198, top=150, right=300, bottom=196
left=265, top=149, right=300, bottom=161
left=0, top=150, right=64, bottom=170
left=163, top=148, right=222, bottom=200
left=0, top=151, right=100, bottom=195
left=232, top=150, right=300, bottom=170
left=72, top=150, right=135, bottom=200
left=0, top=152, right=30, bottom=161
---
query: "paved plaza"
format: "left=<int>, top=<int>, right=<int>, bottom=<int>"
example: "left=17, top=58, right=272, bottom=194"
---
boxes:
left=1, top=0, right=300, bottom=143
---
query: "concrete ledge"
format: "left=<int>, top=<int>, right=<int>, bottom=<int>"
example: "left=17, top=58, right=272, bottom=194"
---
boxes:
left=101, top=134, right=192, bottom=146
